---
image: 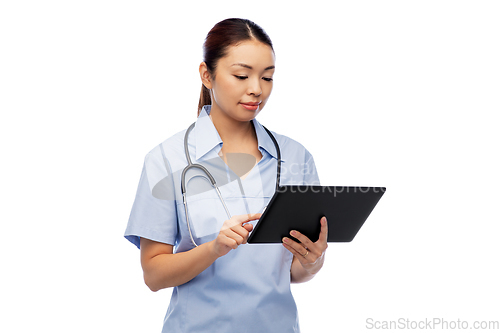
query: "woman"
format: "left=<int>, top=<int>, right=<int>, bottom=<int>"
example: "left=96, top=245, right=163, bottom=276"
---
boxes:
left=125, top=18, right=328, bottom=332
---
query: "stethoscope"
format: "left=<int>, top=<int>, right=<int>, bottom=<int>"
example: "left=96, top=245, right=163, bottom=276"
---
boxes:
left=181, top=121, right=282, bottom=247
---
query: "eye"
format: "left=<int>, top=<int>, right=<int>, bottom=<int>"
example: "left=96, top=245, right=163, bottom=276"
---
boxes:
left=262, top=77, right=273, bottom=82
left=234, top=75, right=248, bottom=80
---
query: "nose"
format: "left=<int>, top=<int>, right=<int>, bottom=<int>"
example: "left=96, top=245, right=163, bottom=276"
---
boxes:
left=247, top=77, right=262, bottom=97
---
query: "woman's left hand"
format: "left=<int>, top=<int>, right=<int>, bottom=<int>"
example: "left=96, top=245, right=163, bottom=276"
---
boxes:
left=282, top=216, right=328, bottom=276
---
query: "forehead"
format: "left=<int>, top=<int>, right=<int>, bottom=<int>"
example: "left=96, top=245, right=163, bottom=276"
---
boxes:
left=220, top=40, right=275, bottom=69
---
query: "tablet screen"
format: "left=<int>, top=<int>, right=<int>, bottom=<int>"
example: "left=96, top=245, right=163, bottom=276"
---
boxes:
left=247, top=186, right=385, bottom=243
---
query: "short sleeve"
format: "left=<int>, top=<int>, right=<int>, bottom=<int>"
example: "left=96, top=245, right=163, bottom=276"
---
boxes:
left=303, top=149, right=320, bottom=186
left=124, top=148, right=178, bottom=249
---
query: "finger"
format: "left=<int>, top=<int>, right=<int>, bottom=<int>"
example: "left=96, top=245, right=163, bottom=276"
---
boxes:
left=222, top=234, right=239, bottom=250
left=223, top=227, right=245, bottom=246
left=233, top=213, right=262, bottom=225
left=282, top=240, right=309, bottom=263
left=243, top=223, right=253, bottom=232
left=224, top=213, right=261, bottom=231
left=241, top=224, right=254, bottom=244
left=282, top=237, right=309, bottom=258
left=318, top=216, right=328, bottom=244
left=288, top=229, right=314, bottom=250
left=231, top=224, right=250, bottom=240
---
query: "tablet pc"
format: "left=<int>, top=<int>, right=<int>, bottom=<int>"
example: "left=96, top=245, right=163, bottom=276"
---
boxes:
left=247, top=186, right=386, bottom=243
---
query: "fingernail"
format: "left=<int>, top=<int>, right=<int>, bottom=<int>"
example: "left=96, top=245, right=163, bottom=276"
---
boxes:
left=290, top=230, right=296, bottom=236
left=282, top=237, right=288, bottom=243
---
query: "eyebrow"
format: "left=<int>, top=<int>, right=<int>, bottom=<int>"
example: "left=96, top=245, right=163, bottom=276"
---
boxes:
left=231, top=63, right=275, bottom=71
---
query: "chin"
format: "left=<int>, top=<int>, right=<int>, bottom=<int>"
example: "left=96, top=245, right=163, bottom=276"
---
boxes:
left=239, top=110, right=261, bottom=122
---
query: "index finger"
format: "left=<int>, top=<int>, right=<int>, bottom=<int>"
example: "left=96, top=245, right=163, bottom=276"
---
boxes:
left=233, top=213, right=262, bottom=226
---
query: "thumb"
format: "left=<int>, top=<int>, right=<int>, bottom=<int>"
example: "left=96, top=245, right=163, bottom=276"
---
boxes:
left=243, top=223, right=254, bottom=232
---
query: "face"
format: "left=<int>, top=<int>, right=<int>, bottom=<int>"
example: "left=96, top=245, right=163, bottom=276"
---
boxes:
left=200, top=40, right=275, bottom=122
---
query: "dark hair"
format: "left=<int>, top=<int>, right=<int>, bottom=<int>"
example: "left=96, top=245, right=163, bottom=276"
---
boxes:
left=198, top=18, right=274, bottom=116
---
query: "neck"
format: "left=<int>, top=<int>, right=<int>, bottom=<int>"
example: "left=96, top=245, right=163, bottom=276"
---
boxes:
left=208, top=106, right=256, bottom=145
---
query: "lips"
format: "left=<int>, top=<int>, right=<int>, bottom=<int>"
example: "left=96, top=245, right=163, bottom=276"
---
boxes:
left=240, top=102, right=261, bottom=111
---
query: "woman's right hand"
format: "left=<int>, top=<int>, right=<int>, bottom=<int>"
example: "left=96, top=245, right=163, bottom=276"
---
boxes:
left=210, top=213, right=262, bottom=258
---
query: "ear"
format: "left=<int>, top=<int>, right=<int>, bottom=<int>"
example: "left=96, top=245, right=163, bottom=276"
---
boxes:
left=199, top=62, right=213, bottom=89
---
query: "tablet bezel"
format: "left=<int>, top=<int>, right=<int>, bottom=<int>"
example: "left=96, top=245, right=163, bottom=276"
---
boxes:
left=247, top=185, right=386, bottom=243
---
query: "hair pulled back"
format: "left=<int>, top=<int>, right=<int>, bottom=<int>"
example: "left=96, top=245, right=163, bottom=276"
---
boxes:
left=198, top=18, right=274, bottom=116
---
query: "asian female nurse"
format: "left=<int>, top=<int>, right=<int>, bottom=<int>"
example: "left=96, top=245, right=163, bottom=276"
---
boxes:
left=125, top=18, right=328, bottom=332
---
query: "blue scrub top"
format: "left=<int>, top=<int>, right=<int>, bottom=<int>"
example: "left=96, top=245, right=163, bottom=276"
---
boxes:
left=125, top=106, right=320, bottom=333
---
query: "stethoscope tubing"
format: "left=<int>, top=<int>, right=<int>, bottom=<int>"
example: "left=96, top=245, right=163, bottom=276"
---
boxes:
left=182, top=121, right=281, bottom=247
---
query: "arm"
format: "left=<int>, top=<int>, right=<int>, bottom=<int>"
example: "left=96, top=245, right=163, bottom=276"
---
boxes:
left=140, top=213, right=261, bottom=291
left=140, top=238, right=218, bottom=291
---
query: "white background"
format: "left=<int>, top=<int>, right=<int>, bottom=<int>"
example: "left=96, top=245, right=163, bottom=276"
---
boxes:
left=1, top=1, right=499, bottom=332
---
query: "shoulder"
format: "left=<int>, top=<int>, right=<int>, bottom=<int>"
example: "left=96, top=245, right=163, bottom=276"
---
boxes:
left=146, top=128, right=187, bottom=157
left=143, top=126, right=189, bottom=167
left=272, top=131, right=307, bottom=150
left=267, top=129, right=315, bottom=161
left=263, top=127, right=320, bottom=185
